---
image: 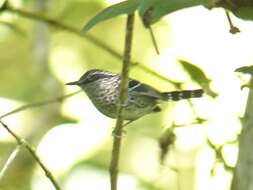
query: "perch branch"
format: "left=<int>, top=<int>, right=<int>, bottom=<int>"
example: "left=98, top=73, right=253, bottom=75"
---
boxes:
left=109, top=13, right=135, bottom=190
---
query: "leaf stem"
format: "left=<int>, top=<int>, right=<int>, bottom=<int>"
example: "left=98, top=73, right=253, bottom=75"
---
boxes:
left=225, top=10, right=240, bottom=34
left=148, top=26, right=160, bottom=55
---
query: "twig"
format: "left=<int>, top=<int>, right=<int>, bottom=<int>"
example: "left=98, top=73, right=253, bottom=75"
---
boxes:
left=1, top=2, right=179, bottom=87
left=1, top=2, right=122, bottom=57
left=0, top=120, right=61, bottom=190
left=225, top=10, right=240, bottom=34
left=148, top=26, right=160, bottom=55
left=206, top=137, right=234, bottom=173
left=133, top=62, right=181, bottom=87
left=172, top=120, right=207, bottom=128
left=0, top=20, right=25, bottom=36
left=186, top=99, right=207, bottom=124
left=0, top=145, right=21, bottom=181
left=0, top=90, right=81, bottom=119
left=141, top=7, right=160, bottom=55
left=109, top=13, right=135, bottom=190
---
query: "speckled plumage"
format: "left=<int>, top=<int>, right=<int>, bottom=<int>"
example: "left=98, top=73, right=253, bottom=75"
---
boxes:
left=66, top=69, right=204, bottom=120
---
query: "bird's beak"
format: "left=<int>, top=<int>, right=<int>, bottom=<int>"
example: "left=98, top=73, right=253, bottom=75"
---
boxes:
left=65, top=81, right=79, bottom=85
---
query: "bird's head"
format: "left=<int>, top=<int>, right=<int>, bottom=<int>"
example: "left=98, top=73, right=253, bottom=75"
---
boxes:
left=66, top=69, right=116, bottom=86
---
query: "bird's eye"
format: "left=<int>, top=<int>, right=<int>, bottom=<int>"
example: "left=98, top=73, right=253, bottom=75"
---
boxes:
left=86, top=75, right=100, bottom=83
left=85, top=73, right=110, bottom=83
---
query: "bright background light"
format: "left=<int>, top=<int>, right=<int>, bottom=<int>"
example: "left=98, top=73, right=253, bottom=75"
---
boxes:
left=0, top=1, right=252, bottom=190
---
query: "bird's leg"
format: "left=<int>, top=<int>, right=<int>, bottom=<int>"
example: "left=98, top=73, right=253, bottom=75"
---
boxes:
left=112, top=129, right=124, bottom=138
left=121, top=99, right=129, bottom=108
left=111, top=119, right=137, bottom=138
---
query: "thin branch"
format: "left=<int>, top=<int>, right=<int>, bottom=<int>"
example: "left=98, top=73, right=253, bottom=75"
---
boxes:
left=2, top=2, right=122, bottom=56
left=206, top=137, right=234, bottom=173
left=225, top=10, right=240, bottom=34
left=186, top=99, right=207, bottom=124
left=109, top=13, right=135, bottom=190
left=0, top=120, right=61, bottom=190
left=0, top=90, right=81, bottom=119
left=0, top=145, right=21, bottom=181
left=148, top=26, right=160, bottom=55
left=1, top=2, right=179, bottom=87
left=172, top=120, right=207, bottom=128
left=132, top=62, right=182, bottom=87
left=0, top=20, right=25, bottom=36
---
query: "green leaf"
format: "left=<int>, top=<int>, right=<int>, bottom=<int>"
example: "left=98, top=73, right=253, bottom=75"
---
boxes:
left=235, top=66, right=253, bottom=75
left=82, top=0, right=139, bottom=32
left=178, top=60, right=218, bottom=98
left=138, top=0, right=212, bottom=25
left=234, top=7, right=253, bottom=21
left=179, top=60, right=210, bottom=84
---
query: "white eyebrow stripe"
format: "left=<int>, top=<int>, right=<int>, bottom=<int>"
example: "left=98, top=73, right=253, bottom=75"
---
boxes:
left=129, top=82, right=142, bottom=91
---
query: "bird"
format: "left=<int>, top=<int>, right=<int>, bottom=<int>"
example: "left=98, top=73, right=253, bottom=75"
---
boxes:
left=66, top=69, right=204, bottom=121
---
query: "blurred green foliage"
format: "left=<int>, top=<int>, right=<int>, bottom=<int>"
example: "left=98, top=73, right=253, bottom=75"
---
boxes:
left=0, top=1, right=173, bottom=190
left=1, top=0, right=247, bottom=190
left=178, top=60, right=218, bottom=98
left=83, top=0, right=253, bottom=34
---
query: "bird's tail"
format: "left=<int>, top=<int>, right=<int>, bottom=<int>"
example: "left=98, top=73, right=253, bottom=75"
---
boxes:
left=163, top=89, right=204, bottom=101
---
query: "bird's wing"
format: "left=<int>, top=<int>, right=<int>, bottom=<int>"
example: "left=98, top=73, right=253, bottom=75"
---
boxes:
left=128, top=79, right=166, bottom=100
